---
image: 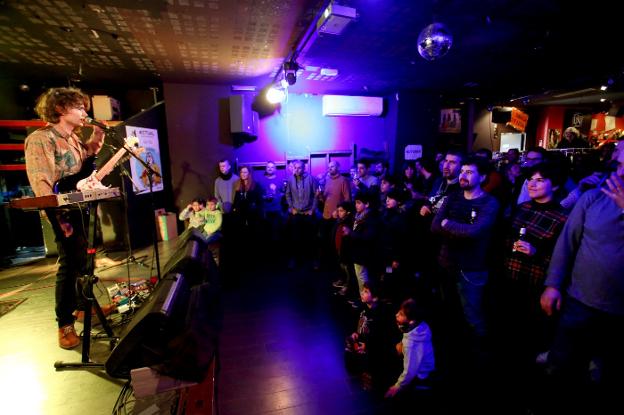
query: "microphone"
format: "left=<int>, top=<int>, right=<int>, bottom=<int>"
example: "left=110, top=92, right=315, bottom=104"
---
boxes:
left=84, top=116, right=111, bottom=131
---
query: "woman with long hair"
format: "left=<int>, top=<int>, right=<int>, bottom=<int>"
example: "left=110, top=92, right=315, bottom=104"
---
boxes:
left=232, top=166, right=264, bottom=247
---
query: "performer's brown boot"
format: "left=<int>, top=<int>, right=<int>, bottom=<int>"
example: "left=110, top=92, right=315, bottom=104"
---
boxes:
left=58, top=324, right=80, bottom=349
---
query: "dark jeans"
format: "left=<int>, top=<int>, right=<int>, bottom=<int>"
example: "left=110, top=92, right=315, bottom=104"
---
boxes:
left=46, top=208, right=88, bottom=328
left=549, top=296, right=624, bottom=387
left=285, top=213, right=317, bottom=264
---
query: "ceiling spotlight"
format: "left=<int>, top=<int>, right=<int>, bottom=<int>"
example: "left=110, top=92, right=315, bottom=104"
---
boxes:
left=283, top=61, right=299, bottom=86
left=600, top=98, right=606, bottom=102
left=600, top=85, right=608, bottom=91
left=266, top=85, right=286, bottom=104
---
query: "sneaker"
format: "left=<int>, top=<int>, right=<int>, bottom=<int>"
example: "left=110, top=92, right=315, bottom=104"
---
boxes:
left=73, top=303, right=117, bottom=323
left=332, top=280, right=346, bottom=288
left=58, top=324, right=80, bottom=349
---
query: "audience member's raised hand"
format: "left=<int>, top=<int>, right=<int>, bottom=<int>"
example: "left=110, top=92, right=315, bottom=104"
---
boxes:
left=577, top=172, right=603, bottom=191
left=601, top=173, right=624, bottom=209
left=513, top=240, right=536, bottom=256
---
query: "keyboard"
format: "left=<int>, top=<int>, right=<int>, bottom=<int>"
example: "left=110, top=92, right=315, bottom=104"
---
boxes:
left=9, top=187, right=121, bottom=209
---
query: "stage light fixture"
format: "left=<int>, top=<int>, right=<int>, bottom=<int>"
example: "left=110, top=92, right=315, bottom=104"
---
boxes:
left=283, top=61, right=299, bottom=86
left=266, top=85, right=286, bottom=104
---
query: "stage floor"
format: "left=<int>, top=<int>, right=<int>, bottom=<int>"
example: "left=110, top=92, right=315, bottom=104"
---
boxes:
left=0, top=239, right=180, bottom=415
left=0, top=238, right=386, bottom=415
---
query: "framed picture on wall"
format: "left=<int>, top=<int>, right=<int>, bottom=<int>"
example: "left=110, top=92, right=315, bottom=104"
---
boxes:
left=439, top=108, right=461, bottom=133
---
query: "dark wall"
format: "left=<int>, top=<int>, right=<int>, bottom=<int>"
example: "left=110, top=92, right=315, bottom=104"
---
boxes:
left=163, top=83, right=232, bottom=212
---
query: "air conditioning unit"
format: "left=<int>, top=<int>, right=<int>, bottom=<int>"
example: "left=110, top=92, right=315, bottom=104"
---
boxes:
left=322, top=95, right=384, bottom=117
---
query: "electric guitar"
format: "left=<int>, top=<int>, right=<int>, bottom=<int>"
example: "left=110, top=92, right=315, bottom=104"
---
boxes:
left=53, top=136, right=143, bottom=194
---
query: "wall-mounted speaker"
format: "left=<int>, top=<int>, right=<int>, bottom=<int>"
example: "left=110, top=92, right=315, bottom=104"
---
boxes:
left=229, top=94, right=258, bottom=135
left=491, top=108, right=512, bottom=124
left=608, top=105, right=624, bottom=117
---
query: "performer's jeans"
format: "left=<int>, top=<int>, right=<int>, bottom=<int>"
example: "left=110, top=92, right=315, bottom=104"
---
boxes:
left=46, top=208, right=87, bottom=328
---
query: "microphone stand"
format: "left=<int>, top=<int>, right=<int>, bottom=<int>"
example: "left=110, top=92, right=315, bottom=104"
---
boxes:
left=122, top=142, right=162, bottom=282
left=118, top=164, right=149, bottom=274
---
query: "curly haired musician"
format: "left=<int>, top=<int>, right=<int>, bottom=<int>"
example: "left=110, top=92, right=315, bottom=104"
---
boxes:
left=24, top=87, right=106, bottom=349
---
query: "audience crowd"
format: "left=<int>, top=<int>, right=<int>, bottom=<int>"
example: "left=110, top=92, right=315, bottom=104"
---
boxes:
left=180, top=140, right=623, bottom=411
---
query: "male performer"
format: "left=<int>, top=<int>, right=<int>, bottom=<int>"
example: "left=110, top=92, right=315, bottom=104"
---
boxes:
left=24, top=87, right=106, bottom=349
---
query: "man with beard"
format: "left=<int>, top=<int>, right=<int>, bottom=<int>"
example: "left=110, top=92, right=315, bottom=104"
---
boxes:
left=431, top=157, right=500, bottom=359
left=420, top=149, right=464, bottom=217
left=284, top=160, right=318, bottom=269
left=320, top=161, right=351, bottom=269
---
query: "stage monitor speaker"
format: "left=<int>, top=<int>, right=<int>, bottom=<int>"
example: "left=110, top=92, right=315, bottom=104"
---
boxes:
left=105, top=272, right=192, bottom=379
left=105, top=229, right=220, bottom=380
left=492, top=108, right=512, bottom=124
left=162, top=228, right=217, bottom=286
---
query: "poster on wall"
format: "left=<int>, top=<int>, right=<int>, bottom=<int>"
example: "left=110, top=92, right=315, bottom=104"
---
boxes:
left=125, top=126, right=164, bottom=194
left=439, top=108, right=461, bottom=133
left=404, top=144, right=423, bottom=160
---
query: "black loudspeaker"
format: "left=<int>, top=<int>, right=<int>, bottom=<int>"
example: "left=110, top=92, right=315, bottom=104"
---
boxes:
left=105, top=272, right=192, bottom=379
left=608, top=105, right=624, bottom=117
left=162, top=228, right=218, bottom=285
left=229, top=95, right=258, bottom=135
left=229, top=94, right=258, bottom=147
left=105, top=228, right=220, bottom=381
left=492, top=108, right=512, bottom=124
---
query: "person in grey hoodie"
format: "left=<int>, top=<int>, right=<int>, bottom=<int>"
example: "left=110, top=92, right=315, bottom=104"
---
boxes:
left=385, top=298, right=435, bottom=398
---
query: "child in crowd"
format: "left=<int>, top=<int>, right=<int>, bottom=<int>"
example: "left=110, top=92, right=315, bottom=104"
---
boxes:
left=345, top=282, right=398, bottom=391
left=203, top=197, right=223, bottom=242
left=332, top=201, right=356, bottom=299
left=342, top=191, right=380, bottom=295
left=179, top=197, right=207, bottom=230
left=201, top=197, right=223, bottom=266
left=385, top=298, right=435, bottom=399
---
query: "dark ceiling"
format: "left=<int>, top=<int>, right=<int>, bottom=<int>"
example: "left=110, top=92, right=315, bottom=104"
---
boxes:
left=1, top=0, right=624, bottom=106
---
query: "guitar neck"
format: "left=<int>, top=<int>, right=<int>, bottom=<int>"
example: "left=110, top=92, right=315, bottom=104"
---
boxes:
left=95, top=146, right=129, bottom=181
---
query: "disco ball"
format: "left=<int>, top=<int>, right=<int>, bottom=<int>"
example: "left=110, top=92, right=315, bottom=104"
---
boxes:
left=417, top=23, right=453, bottom=61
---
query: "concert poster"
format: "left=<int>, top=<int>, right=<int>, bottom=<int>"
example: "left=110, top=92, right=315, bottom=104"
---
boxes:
left=125, top=126, right=164, bottom=194
left=439, top=108, right=461, bottom=133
